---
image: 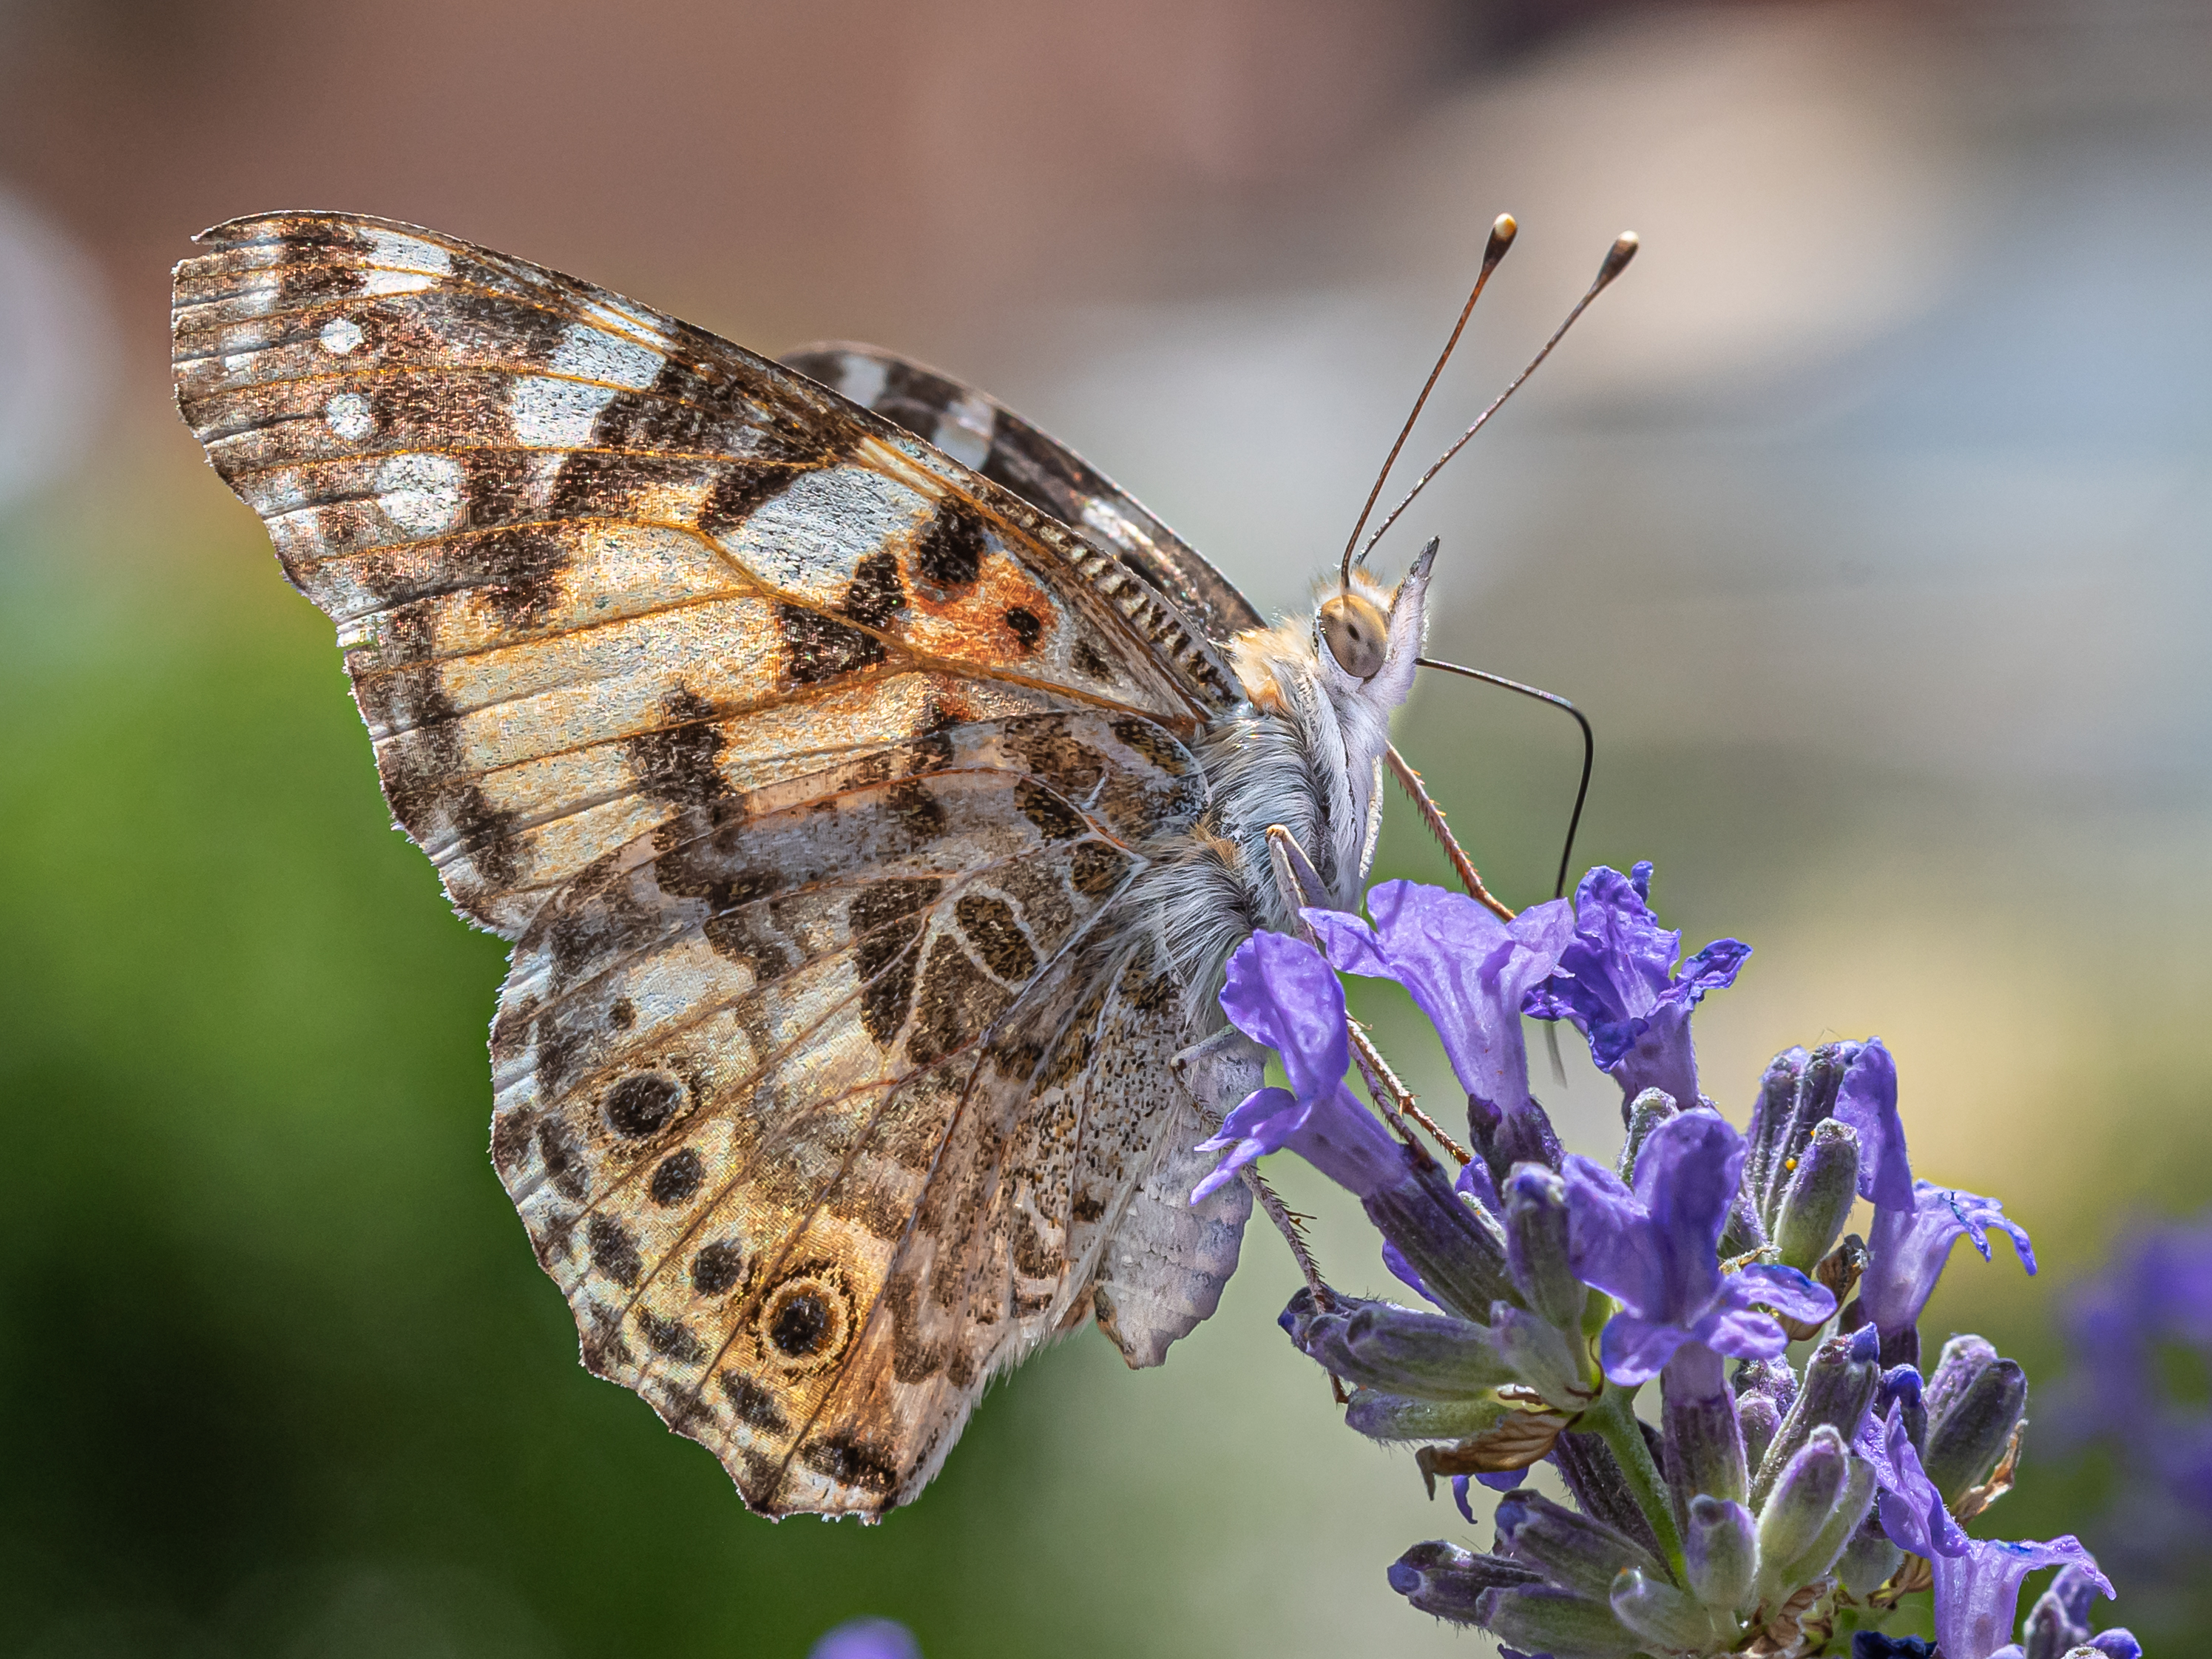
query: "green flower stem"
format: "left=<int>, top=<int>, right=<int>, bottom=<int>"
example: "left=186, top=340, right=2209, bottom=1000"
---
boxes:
left=1584, top=1382, right=1686, bottom=1581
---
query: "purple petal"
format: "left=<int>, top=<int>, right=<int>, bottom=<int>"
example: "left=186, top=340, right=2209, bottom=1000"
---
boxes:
left=810, top=1619, right=923, bottom=1659
left=1219, top=931, right=1349, bottom=1104
left=1562, top=1154, right=1668, bottom=1317
left=1674, top=936, right=1751, bottom=998
left=1833, top=1038, right=1915, bottom=1212
left=1313, top=882, right=1572, bottom=1118
left=1455, top=1155, right=1501, bottom=1213
left=1876, top=1402, right=1969, bottom=1561
left=1731, top=1262, right=1839, bottom=1325
left=1452, top=1473, right=1478, bottom=1523
left=1599, top=1312, right=1691, bottom=1385
left=1382, top=1238, right=1431, bottom=1302
left=1191, top=1086, right=1304, bottom=1202
left=1685, top=1300, right=1791, bottom=1364
left=1862, top=1181, right=2037, bottom=1336
left=1626, top=1109, right=1742, bottom=1318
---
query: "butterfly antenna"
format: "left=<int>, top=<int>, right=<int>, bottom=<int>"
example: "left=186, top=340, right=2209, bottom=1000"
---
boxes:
left=1336, top=214, right=1519, bottom=591
left=1358, top=231, right=1639, bottom=567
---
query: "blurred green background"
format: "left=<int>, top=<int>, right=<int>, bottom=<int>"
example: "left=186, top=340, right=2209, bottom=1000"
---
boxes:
left=3, top=1, right=2209, bottom=1652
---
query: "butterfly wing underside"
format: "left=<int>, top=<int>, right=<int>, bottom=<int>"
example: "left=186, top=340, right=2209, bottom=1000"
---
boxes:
left=169, top=212, right=1250, bottom=1514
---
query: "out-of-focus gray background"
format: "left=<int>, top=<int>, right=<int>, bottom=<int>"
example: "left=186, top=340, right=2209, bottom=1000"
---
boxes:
left=2, top=1, right=2207, bottom=1652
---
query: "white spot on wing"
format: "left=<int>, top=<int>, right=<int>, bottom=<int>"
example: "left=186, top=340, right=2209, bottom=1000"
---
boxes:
left=509, top=375, right=620, bottom=447
left=836, top=354, right=887, bottom=410
left=720, top=465, right=930, bottom=599
left=325, top=392, right=374, bottom=441
left=934, top=391, right=995, bottom=470
left=362, top=269, right=434, bottom=297
left=223, top=352, right=254, bottom=376
left=377, top=453, right=467, bottom=537
left=362, top=229, right=453, bottom=277
left=547, top=322, right=663, bottom=391
left=319, top=317, right=364, bottom=354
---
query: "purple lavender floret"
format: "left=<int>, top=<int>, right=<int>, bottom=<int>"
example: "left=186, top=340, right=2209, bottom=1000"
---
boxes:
left=1522, top=861, right=1748, bottom=1112
left=1859, top=1181, right=2036, bottom=1362
left=1562, top=1109, right=1833, bottom=1385
left=1305, top=880, right=1573, bottom=1172
left=1864, top=1401, right=2108, bottom=1659
left=1195, top=928, right=1517, bottom=1322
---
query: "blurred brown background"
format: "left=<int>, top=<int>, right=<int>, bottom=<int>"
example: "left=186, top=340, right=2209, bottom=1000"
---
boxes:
left=2, top=0, right=2209, bottom=1653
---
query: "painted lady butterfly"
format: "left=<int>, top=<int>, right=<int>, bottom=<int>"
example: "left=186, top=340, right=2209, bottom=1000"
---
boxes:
left=171, top=213, right=1486, bottom=1519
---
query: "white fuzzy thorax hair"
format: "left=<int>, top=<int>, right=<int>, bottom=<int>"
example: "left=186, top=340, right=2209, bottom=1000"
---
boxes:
left=1134, top=542, right=1434, bottom=1027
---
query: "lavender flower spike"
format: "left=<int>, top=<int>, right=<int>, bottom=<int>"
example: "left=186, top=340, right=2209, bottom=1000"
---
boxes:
left=1524, top=862, right=1749, bottom=1111
left=1192, top=930, right=1406, bottom=1203
left=1304, top=880, right=1572, bottom=1156
left=1860, top=1180, right=2037, bottom=1346
left=1562, top=1109, right=1835, bottom=1385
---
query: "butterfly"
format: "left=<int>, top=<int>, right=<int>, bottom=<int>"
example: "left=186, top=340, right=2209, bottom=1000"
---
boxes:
left=169, top=212, right=1458, bottom=1520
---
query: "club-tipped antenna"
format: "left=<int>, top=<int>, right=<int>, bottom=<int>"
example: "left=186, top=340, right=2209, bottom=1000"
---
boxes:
left=1336, top=214, right=1519, bottom=590
left=1358, top=231, right=1638, bottom=568
left=1415, top=656, right=1593, bottom=904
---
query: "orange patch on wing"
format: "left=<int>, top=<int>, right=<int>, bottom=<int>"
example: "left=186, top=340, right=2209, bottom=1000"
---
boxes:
left=898, top=533, right=1059, bottom=669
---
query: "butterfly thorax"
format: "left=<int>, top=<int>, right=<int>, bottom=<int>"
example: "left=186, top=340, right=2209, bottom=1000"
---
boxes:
left=1137, top=552, right=1432, bottom=1023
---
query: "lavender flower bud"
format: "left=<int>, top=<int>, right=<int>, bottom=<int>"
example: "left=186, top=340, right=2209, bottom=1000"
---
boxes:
left=1752, top=1327, right=1879, bottom=1506
left=1745, top=1047, right=1807, bottom=1211
left=1876, top=1364, right=1927, bottom=1457
left=1773, top=1118, right=1861, bottom=1273
left=1476, top=1584, right=1643, bottom=1658
left=1662, top=1342, right=1749, bottom=1508
left=1364, top=1160, right=1518, bottom=1323
left=1494, top=1488, right=1669, bottom=1603
left=1617, top=1087, right=1677, bottom=1180
left=1682, top=1495, right=1757, bottom=1611
left=1922, top=1338, right=2028, bottom=1502
left=1343, top=1388, right=1515, bottom=1442
left=1836, top=1512, right=1902, bottom=1598
left=2085, top=1635, right=2143, bottom=1659
left=1784, top=1453, right=1876, bottom=1588
left=1504, top=1164, right=1586, bottom=1328
left=1384, top=1539, right=1543, bottom=1624
left=1756, top=1042, right=1847, bottom=1226
left=1733, top=1357, right=1796, bottom=1472
left=1610, top=1567, right=1731, bottom=1652
left=1755, top=1425, right=1850, bottom=1581
left=1554, top=1430, right=1670, bottom=1564
left=1282, top=1294, right=1518, bottom=1398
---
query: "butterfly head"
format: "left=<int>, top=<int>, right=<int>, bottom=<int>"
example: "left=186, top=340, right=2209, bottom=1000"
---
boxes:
left=1312, top=535, right=1433, bottom=717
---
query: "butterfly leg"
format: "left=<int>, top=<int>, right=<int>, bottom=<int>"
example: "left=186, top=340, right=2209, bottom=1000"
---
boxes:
left=1383, top=745, right=1515, bottom=923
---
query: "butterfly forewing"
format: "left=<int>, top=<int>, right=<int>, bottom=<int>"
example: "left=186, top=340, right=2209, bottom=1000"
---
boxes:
left=171, top=212, right=1245, bottom=1516
left=172, top=213, right=1232, bottom=933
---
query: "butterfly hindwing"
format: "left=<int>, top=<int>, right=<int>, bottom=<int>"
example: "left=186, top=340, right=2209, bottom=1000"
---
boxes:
left=487, top=712, right=1203, bottom=1513
left=783, top=344, right=1265, bottom=652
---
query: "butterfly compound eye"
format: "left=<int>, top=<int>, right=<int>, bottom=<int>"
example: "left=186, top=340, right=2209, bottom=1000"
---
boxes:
left=1319, top=592, right=1390, bottom=679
